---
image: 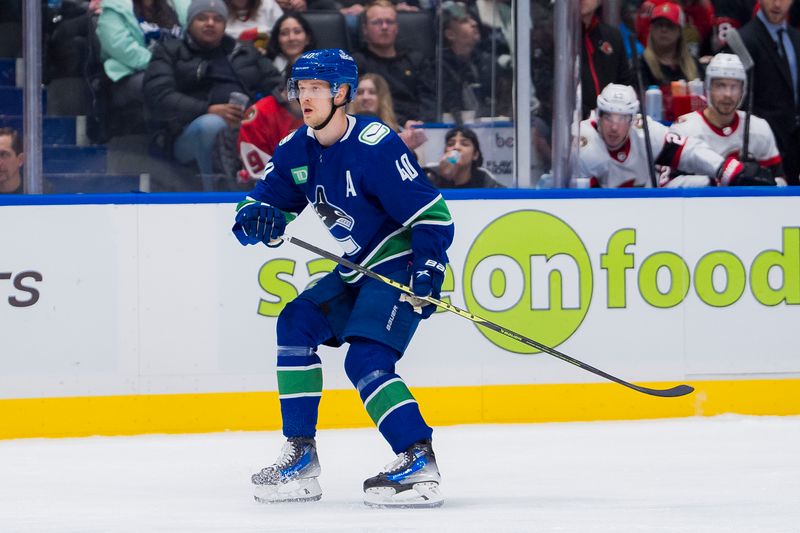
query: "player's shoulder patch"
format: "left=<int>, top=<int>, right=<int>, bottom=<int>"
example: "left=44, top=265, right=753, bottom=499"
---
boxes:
left=278, top=129, right=297, bottom=146
left=243, top=105, right=258, bottom=123
left=358, top=122, right=391, bottom=146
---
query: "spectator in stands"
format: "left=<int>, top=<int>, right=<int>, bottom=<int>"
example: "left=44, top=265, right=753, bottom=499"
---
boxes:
left=424, top=126, right=504, bottom=188
left=580, top=0, right=635, bottom=118
left=640, top=2, right=703, bottom=88
left=273, top=0, right=340, bottom=11
left=439, top=1, right=512, bottom=122
left=350, top=73, right=400, bottom=128
left=223, top=0, right=283, bottom=53
left=47, top=0, right=103, bottom=81
left=236, top=67, right=303, bottom=184
left=97, top=0, right=189, bottom=113
left=143, top=0, right=282, bottom=190
left=348, top=72, right=427, bottom=150
left=621, top=0, right=646, bottom=60
left=0, top=128, right=23, bottom=194
left=266, top=12, right=316, bottom=77
left=340, top=1, right=420, bottom=47
left=353, top=0, right=436, bottom=123
left=739, top=0, right=800, bottom=184
left=670, top=53, right=786, bottom=185
left=637, top=0, right=714, bottom=57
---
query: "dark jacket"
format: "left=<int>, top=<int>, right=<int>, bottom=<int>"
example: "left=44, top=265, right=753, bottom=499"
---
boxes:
left=352, top=47, right=436, bottom=123
left=424, top=166, right=504, bottom=189
left=143, top=33, right=281, bottom=136
left=439, top=46, right=512, bottom=122
left=639, top=55, right=704, bottom=89
left=739, top=16, right=800, bottom=183
left=581, top=16, right=635, bottom=119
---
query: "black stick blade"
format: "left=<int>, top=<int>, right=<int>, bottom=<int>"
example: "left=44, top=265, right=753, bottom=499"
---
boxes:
left=633, top=383, right=695, bottom=398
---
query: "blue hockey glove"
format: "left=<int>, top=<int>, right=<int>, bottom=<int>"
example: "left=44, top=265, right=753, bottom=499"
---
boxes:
left=405, top=257, right=446, bottom=319
left=232, top=198, right=287, bottom=247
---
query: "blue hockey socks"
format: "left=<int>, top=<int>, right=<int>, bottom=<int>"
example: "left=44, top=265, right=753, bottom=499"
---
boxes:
left=345, top=338, right=432, bottom=453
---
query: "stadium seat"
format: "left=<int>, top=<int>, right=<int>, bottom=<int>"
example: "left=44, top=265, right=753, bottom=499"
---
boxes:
left=303, top=11, right=351, bottom=51
left=397, top=12, right=436, bottom=61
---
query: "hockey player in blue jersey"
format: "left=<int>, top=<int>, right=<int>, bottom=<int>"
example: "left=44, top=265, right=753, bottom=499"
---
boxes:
left=232, top=48, right=454, bottom=508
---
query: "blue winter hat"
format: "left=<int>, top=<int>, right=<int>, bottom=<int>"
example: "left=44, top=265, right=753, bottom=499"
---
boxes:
left=187, top=0, right=228, bottom=24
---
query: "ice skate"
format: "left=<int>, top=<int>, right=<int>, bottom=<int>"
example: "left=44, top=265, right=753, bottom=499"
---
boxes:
left=363, top=440, right=443, bottom=508
left=252, top=437, right=321, bottom=503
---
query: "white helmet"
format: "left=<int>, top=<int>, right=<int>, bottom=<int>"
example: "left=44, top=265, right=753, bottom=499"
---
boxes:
left=705, top=53, right=747, bottom=107
left=596, top=84, right=639, bottom=116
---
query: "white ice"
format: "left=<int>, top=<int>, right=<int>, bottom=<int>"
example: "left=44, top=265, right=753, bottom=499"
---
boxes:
left=1, top=415, right=798, bottom=533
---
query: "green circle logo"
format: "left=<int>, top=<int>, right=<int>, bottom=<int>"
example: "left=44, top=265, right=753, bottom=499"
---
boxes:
left=463, top=210, right=593, bottom=353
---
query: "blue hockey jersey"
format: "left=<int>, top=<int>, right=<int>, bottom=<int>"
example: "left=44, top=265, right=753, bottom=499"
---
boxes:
left=249, top=114, right=454, bottom=284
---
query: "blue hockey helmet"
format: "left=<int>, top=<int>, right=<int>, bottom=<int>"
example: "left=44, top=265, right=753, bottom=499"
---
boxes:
left=288, top=48, right=359, bottom=102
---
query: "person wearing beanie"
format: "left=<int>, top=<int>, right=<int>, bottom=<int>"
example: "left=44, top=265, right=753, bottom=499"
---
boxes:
left=187, top=0, right=228, bottom=28
left=143, top=0, right=282, bottom=191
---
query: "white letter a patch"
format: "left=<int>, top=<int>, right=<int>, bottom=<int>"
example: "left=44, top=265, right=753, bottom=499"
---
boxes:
left=345, top=170, right=357, bottom=197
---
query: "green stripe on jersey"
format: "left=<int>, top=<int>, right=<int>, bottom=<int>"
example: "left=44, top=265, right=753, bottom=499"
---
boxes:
left=405, top=196, right=452, bottom=226
left=364, top=378, right=417, bottom=427
left=277, top=365, right=323, bottom=397
left=340, top=227, right=412, bottom=283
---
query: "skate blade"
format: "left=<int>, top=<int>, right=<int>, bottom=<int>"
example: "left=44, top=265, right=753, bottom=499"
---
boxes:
left=253, top=477, right=322, bottom=504
left=364, top=482, right=443, bottom=509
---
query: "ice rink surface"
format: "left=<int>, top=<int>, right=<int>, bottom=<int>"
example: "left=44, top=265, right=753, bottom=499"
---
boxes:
left=1, top=415, right=798, bottom=533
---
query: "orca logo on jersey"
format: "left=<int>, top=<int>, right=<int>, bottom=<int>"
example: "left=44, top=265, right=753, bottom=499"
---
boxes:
left=313, top=187, right=361, bottom=255
left=313, top=186, right=354, bottom=231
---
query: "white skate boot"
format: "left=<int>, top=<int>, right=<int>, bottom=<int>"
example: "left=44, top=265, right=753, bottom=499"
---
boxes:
left=252, top=437, right=322, bottom=503
left=363, top=440, right=443, bottom=508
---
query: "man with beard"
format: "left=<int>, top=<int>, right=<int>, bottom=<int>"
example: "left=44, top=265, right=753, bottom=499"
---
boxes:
left=670, top=53, right=786, bottom=185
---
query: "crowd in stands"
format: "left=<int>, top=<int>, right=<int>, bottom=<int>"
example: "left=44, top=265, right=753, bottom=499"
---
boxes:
left=1, top=0, right=800, bottom=192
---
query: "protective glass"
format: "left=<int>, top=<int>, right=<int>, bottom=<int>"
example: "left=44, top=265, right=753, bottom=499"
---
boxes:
left=287, top=80, right=336, bottom=101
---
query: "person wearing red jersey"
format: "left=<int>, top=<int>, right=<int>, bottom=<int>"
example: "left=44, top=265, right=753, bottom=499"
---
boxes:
left=237, top=79, right=303, bottom=184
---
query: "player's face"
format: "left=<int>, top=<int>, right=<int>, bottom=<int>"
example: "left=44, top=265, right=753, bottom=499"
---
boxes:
left=363, top=6, right=398, bottom=48
left=598, top=112, right=633, bottom=150
left=189, top=12, right=226, bottom=49
left=709, top=78, right=743, bottom=116
left=278, top=17, right=309, bottom=61
left=760, top=0, right=792, bottom=25
left=355, top=79, right=379, bottom=114
left=0, top=135, right=23, bottom=185
left=297, top=80, right=347, bottom=127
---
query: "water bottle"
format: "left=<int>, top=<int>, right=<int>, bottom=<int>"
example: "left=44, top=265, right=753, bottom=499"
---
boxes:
left=688, top=78, right=704, bottom=97
left=645, top=85, right=663, bottom=122
left=446, top=150, right=460, bottom=165
left=536, top=173, right=553, bottom=189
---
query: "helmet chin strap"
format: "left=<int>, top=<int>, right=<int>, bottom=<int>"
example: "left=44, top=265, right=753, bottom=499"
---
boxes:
left=311, top=98, right=347, bottom=131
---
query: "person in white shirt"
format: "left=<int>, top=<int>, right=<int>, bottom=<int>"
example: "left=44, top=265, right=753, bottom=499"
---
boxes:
left=578, top=83, right=757, bottom=187
left=670, top=53, right=787, bottom=186
left=224, top=0, right=283, bottom=53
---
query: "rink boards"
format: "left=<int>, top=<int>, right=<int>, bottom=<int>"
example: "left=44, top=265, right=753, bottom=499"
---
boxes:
left=1, top=189, right=799, bottom=438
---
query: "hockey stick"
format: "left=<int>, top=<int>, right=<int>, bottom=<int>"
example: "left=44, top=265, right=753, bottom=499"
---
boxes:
left=724, top=28, right=755, bottom=161
left=628, top=35, right=659, bottom=188
left=282, top=235, right=694, bottom=398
